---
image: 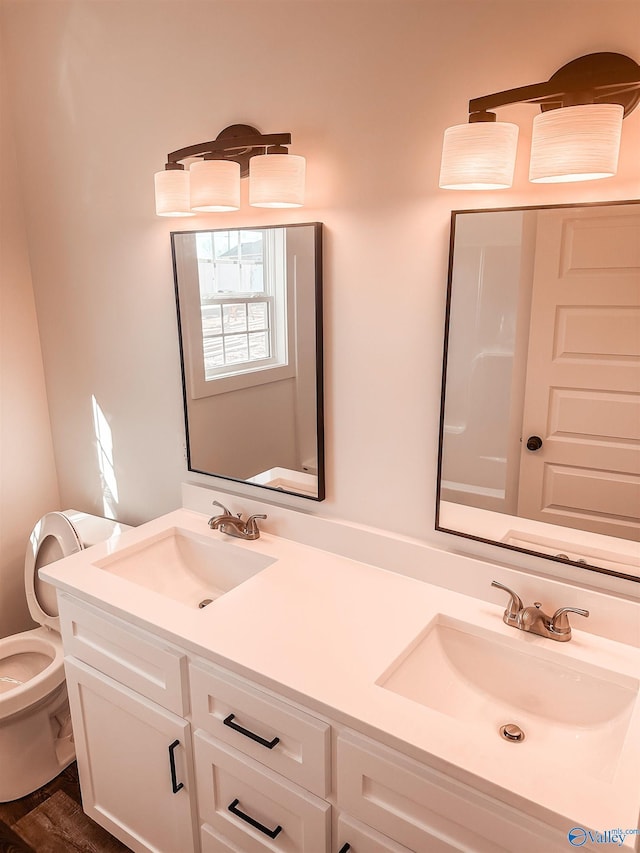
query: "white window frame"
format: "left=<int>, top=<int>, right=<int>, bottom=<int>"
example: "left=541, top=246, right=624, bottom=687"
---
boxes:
left=174, top=228, right=295, bottom=399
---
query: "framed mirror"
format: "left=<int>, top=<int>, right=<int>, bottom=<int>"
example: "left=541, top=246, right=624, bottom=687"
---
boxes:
left=172, top=222, right=324, bottom=500
left=437, top=200, right=640, bottom=581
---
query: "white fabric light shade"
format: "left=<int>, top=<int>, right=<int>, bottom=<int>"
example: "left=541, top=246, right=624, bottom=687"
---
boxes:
left=439, top=121, right=519, bottom=190
left=190, top=160, right=241, bottom=211
left=529, top=103, right=624, bottom=183
left=154, top=169, right=194, bottom=216
left=249, top=154, right=305, bottom=207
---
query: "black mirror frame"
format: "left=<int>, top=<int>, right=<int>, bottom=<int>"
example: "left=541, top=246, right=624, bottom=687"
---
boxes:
left=171, top=221, right=325, bottom=502
left=435, top=199, right=639, bottom=583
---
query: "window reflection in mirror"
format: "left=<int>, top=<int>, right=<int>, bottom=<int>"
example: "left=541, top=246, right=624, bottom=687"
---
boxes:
left=172, top=223, right=324, bottom=500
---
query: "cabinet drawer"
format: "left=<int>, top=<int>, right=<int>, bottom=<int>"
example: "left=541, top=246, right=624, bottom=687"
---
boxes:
left=59, top=594, right=188, bottom=715
left=195, top=731, right=330, bottom=852
left=337, top=814, right=412, bottom=853
left=190, top=660, right=330, bottom=797
left=336, top=730, right=568, bottom=853
left=201, top=824, right=244, bottom=852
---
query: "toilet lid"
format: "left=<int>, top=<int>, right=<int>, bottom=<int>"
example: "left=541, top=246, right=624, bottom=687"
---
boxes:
left=24, top=512, right=83, bottom=631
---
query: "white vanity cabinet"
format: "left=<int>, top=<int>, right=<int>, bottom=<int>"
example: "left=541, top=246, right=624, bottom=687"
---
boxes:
left=56, top=592, right=588, bottom=853
left=40, top=503, right=640, bottom=853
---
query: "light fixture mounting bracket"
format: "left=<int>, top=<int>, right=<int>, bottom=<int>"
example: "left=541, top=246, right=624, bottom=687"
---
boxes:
left=164, top=124, right=293, bottom=177
left=468, top=52, right=640, bottom=119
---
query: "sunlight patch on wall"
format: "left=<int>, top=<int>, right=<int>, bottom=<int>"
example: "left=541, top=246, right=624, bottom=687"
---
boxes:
left=91, top=395, right=119, bottom=519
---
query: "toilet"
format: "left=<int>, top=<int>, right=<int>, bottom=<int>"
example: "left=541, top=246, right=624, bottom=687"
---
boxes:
left=0, top=510, right=131, bottom=802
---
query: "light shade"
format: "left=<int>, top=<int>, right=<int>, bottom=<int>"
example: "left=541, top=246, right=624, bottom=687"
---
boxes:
left=439, top=122, right=519, bottom=190
left=529, top=103, right=624, bottom=183
left=190, top=160, right=241, bottom=212
left=154, top=169, right=194, bottom=217
left=249, top=154, right=305, bottom=208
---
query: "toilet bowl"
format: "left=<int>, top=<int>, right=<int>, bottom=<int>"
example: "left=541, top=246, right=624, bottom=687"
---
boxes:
left=0, top=510, right=131, bottom=802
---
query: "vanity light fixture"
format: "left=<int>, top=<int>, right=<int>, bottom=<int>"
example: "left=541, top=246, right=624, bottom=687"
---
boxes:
left=439, top=52, right=640, bottom=189
left=154, top=124, right=305, bottom=216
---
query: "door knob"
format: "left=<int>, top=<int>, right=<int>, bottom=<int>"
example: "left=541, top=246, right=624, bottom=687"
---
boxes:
left=526, top=435, right=543, bottom=451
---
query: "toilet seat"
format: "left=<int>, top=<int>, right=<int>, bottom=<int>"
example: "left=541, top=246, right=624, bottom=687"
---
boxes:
left=0, top=628, right=65, bottom=721
left=24, top=512, right=83, bottom=632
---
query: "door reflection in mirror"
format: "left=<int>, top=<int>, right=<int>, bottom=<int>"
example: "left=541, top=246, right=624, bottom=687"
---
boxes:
left=172, top=223, right=324, bottom=500
left=438, top=201, right=640, bottom=580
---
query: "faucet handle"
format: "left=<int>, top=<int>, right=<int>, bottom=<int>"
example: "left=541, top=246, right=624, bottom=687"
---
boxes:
left=491, top=580, right=524, bottom=624
left=245, top=513, right=267, bottom=529
left=550, top=606, right=589, bottom=636
left=209, top=500, right=234, bottom=528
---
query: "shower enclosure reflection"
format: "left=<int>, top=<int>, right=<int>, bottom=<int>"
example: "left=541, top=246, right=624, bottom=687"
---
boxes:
left=172, top=223, right=324, bottom=500
left=437, top=201, right=640, bottom=581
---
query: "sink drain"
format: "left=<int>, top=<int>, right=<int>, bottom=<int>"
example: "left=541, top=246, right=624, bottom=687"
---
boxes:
left=499, top=723, right=525, bottom=742
left=198, top=598, right=213, bottom=609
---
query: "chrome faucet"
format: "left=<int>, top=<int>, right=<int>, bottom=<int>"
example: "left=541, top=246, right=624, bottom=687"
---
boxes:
left=208, top=501, right=267, bottom=540
left=491, top=580, right=589, bottom=642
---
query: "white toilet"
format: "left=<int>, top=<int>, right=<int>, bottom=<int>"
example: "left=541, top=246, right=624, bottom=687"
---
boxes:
left=0, top=510, right=131, bottom=802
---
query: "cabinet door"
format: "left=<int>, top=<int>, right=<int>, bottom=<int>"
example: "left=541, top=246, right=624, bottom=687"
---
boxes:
left=65, top=657, right=197, bottom=853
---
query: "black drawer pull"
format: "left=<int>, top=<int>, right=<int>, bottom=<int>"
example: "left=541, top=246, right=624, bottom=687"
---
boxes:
left=223, top=713, right=280, bottom=749
left=339, top=845, right=351, bottom=853
left=228, top=798, right=282, bottom=839
left=168, top=739, right=184, bottom=794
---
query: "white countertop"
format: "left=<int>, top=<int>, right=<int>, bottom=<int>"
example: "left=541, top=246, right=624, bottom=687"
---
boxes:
left=41, top=508, right=640, bottom=845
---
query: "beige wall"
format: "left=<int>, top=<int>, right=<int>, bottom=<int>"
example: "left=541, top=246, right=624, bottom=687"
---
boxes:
left=189, top=378, right=299, bottom=479
left=1, top=1, right=638, bottom=560
left=0, top=25, right=60, bottom=636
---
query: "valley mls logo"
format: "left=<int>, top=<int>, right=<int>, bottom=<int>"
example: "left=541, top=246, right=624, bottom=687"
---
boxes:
left=568, top=826, right=640, bottom=847
left=568, top=828, right=588, bottom=847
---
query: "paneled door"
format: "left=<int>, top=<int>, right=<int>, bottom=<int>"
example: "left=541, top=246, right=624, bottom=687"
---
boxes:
left=517, top=204, right=640, bottom=540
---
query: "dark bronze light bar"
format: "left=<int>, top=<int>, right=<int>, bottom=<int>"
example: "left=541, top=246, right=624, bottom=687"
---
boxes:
left=440, top=52, right=640, bottom=190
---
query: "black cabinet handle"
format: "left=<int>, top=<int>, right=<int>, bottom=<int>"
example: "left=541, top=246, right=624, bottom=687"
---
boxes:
left=168, top=739, right=184, bottom=794
left=223, top=713, right=280, bottom=749
left=228, top=798, right=282, bottom=839
left=339, top=845, right=351, bottom=853
left=526, top=435, right=543, bottom=451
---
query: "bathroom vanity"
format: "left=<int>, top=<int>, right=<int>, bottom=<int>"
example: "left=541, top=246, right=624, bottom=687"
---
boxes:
left=41, top=496, right=640, bottom=853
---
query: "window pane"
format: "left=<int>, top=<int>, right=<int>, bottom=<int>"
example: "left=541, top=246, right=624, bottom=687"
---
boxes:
left=202, top=304, right=222, bottom=335
left=196, top=232, right=214, bottom=259
left=217, top=262, right=241, bottom=293
left=213, top=230, right=237, bottom=259
left=240, top=230, right=263, bottom=259
left=204, top=337, right=224, bottom=375
left=224, top=334, right=249, bottom=364
left=247, top=301, right=268, bottom=331
left=248, top=331, right=269, bottom=361
left=223, top=303, right=247, bottom=333
left=240, top=262, right=264, bottom=292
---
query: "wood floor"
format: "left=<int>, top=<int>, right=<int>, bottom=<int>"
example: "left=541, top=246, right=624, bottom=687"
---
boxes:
left=0, top=764, right=131, bottom=853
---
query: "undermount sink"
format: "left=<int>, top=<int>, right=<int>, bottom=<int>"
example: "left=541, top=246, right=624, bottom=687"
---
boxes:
left=377, top=614, right=639, bottom=782
left=95, top=527, right=275, bottom=609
